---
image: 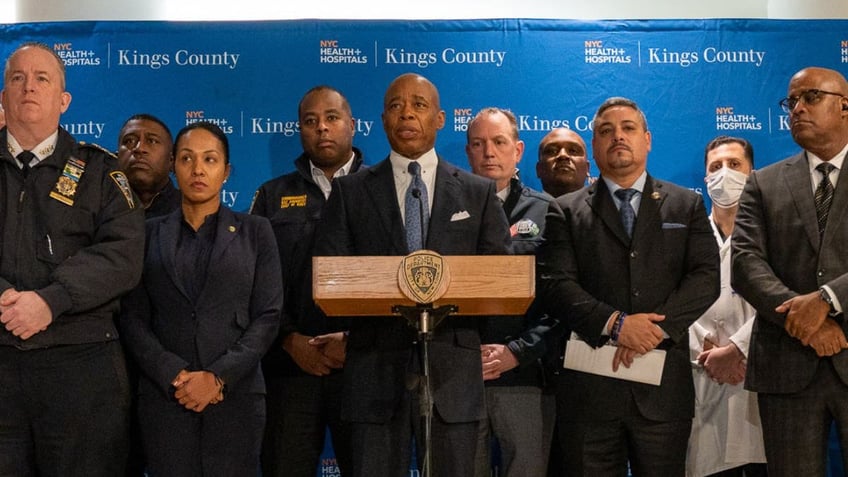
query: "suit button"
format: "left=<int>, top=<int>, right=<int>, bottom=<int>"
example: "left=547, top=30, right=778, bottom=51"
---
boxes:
left=632, top=288, right=640, bottom=297
left=817, top=270, right=825, bottom=277
left=630, top=251, right=638, bottom=258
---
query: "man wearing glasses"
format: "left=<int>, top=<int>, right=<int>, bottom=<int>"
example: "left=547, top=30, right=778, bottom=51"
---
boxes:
left=732, top=66, right=848, bottom=477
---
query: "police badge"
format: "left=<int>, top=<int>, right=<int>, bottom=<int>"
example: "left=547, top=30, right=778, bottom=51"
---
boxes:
left=49, top=156, right=87, bottom=206
left=397, top=250, right=451, bottom=304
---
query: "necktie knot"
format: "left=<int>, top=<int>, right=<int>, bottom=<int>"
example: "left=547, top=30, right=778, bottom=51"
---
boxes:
left=408, top=160, right=421, bottom=176
left=614, top=188, right=638, bottom=238
left=614, top=188, right=637, bottom=202
left=17, top=150, right=36, bottom=177
left=817, top=162, right=835, bottom=177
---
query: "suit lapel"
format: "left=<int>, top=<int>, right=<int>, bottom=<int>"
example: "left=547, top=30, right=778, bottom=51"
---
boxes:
left=633, top=178, right=664, bottom=243
left=209, top=207, right=240, bottom=264
left=428, top=159, right=463, bottom=251
left=194, top=207, right=241, bottom=300
left=364, top=159, right=407, bottom=253
left=158, top=210, right=191, bottom=301
left=821, top=150, right=848, bottom=249
left=588, top=179, right=630, bottom=246
left=783, top=152, right=820, bottom=251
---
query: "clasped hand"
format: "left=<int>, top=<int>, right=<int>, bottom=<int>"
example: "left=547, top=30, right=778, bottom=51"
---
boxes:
left=284, top=331, right=347, bottom=376
left=777, top=291, right=829, bottom=345
left=481, top=343, right=519, bottom=381
left=172, top=370, right=223, bottom=413
left=612, top=312, right=665, bottom=372
left=0, top=289, right=52, bottom=340
left=697, top=339, right=746, bottom=385
left=777, top=292, right=848, bottom=356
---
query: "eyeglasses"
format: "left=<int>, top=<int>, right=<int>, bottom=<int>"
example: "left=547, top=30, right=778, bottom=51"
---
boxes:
left=779, top=89, right=846, bottom=113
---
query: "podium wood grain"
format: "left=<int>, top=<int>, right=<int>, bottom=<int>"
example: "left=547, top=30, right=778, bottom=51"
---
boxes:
left=313, top=255, right=534, bottom=316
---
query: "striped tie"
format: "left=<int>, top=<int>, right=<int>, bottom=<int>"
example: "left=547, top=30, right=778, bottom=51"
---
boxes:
left=815, top=162, right=836, bottom=235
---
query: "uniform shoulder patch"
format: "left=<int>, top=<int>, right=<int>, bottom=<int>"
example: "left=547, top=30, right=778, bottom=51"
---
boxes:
left=79, top=141, right=118, bottom=159
left=109, top=170, right=136, bottom=209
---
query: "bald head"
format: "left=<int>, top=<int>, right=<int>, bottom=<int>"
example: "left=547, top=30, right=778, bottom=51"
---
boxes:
left=785, top=67, right=848, bottom=159
left=381, top=73, right=445, bottom=159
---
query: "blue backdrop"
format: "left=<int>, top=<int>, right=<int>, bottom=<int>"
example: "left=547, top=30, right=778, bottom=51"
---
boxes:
left=4, top=18, right=846, bottom=477
left=4, top=18, right=847, bottom=212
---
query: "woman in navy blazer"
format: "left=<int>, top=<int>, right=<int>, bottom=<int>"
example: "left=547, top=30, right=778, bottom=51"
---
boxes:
left=120, top=122, right=283, bottom=476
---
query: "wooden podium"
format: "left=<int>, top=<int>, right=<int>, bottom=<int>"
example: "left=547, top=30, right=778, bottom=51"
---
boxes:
left=313, top=254, right=535, bottom=317
left=313, top=252, right=534, bottom=477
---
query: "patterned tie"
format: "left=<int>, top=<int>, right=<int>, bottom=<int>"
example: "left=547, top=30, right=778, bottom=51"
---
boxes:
left=405, top=161, right=429, bottom=252
left=615, top=188, right=638, bottom=238
left=17, top=150, right=35, bottom=177
left=815, top=162, right=836, bottom=235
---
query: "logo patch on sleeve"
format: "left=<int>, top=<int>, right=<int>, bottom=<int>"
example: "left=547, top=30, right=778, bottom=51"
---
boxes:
left=110, top=171, right=136, bottom=209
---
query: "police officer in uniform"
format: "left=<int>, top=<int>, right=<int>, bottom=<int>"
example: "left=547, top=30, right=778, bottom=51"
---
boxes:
left=0, top=42, right=144, bottom=477
left=252, top=85, right=364, bottom=477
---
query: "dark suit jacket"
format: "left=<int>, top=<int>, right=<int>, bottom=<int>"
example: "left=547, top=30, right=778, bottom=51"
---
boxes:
left=537, top=174, right=719, bottom=422
left=120, top=206, right=283, bottom=399
left=732, top=151, right=848, bottom=394
left=313, top=156, right=511, bottom=424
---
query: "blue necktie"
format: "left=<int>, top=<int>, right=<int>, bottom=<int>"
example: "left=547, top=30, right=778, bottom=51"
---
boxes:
left=615, top=188, right=637, bottom=238
left=405, top=161, right=429, bottom=252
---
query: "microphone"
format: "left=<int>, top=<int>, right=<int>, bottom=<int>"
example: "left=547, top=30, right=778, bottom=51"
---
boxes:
left=411, top=188, right=426, bottom=248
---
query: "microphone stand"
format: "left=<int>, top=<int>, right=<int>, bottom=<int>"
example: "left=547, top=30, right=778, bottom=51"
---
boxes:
left=392, top=303, right=458, bottom=477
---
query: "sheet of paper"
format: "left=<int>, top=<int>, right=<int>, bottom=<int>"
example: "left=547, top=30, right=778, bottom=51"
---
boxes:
left=563, top=333, right=666, bottom=386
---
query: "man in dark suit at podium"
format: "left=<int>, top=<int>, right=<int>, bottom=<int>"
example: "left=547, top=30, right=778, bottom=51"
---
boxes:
left=537, top=96, right=719, bottom=476
left=314, top=73, right=511, bottom=477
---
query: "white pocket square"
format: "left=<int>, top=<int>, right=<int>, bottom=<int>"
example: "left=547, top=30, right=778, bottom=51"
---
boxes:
left=450, top=210, right=471, bottom=221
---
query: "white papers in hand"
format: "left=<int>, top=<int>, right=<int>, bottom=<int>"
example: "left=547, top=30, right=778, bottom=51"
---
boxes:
left=563, top=332, right=666, bottom=386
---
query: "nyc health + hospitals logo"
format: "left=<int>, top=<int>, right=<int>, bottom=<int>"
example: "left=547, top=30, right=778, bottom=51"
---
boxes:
left=54, top=42, right=102, bottom=67
left=583, top=39, right=632, bottom=64
left=319, top=39, right=368, bottom=64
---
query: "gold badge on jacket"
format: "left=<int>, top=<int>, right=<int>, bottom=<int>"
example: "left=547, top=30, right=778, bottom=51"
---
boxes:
left=398, top=250, right=451, bottom=304
left=50, top=156, right=87, bottom=206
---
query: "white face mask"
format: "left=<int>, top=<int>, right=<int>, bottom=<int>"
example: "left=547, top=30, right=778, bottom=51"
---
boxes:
left=706, top=167, right=748, bottom=208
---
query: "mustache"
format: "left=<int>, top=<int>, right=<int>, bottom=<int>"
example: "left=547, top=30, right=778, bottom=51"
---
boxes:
left=552, top=161, right=575, bottom=172
left=608, top=143, right=632, bottom=154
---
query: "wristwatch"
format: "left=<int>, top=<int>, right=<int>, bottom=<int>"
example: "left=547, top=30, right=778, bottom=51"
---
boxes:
left=820, top=287, right=839, bottom=317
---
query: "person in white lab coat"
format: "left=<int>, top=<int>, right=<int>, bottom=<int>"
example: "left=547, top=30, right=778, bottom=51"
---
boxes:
left=687, top=136, right=767, bottom=477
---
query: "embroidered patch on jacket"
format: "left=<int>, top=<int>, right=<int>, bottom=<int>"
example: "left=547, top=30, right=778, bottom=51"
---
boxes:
left=280, top=194, right=307, bottom=208
left=510, top=219, right=540, bottom=237
left=110, top=171, right=136, bottom=209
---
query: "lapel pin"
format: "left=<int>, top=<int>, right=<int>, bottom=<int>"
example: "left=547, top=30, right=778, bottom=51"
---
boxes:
left=228, top=226, right=236, bottom=232
left=651, top=192, right=661, bottom=200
